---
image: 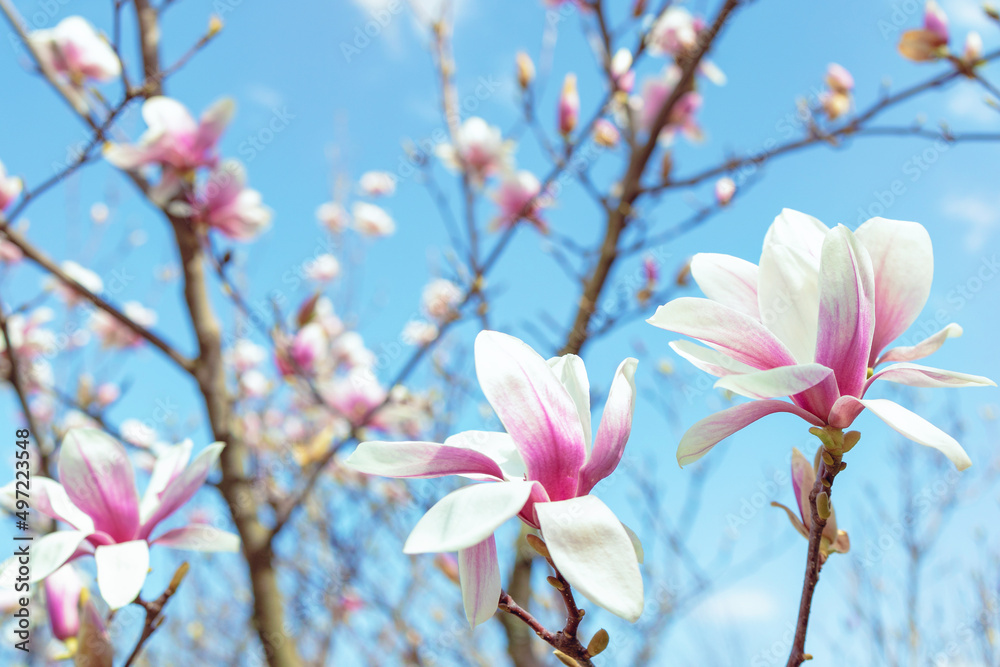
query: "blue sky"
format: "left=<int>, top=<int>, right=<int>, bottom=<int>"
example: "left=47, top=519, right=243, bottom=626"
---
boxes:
left=2, top=0, right=1000, bottom=664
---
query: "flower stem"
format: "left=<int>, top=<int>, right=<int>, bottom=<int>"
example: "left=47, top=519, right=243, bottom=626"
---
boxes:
left=786, top=432, right=846, bottom=666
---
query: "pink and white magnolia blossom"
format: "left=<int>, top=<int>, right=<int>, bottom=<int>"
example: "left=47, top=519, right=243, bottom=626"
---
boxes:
left=104, top=97, right=235, bottom=200
left=772, top=448, right=850, bottom=560
left=593, top=118, right=621, bottom=148
left=421, top=278, right=463, bottom=321
left=491, top=170, right=549, bottom=232
left=820, top=63, right=854, bottom=121
left=435, top=117, right=515, bottom=186
left=49, top=260, right=103, bottom=306
left=276, top=322, right=328, bottom=377
left=640, top=67, right=703, bottom=143
left=0, top=429, right=239, bottom=609
left=0, top=159, right=23, bottom=211
left=304, top=254, right=341, bottom=282
left=402, top=320, right=439, bottom=346
left=347, top=331, right=644, bottom=626
left=610, top=48, right=635, bottom=93
left=30, top=16, right=121, bottom=84
left=358, top=171, right=396, bottom=197
left=714, top=176, right=735, bottom=206
left=647, top=8, right=725, bottom=84
left=323, top=368, right=388, bottom=428
left=90, top=301, right=157, bottom=348
left=558, top=73, right=580, bottom=137
left=899, top=1, right=950, bottom=62
left=648, top=210, right=995, bottom=469
left=190, top=160, right=272, bottom=241
left=44, top=564, right=83, bottom=643
left=351, top=202, right=395, bottom=237
left=316, top=201, right=350, bottom=233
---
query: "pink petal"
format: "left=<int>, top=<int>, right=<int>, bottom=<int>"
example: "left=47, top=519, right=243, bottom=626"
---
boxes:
left=474, top=331, right=587, bottom=501
left=443, top=431, right=526, bottom=481
left=138, top=443, right=223, bottom=538
left=152, top=524, right=240, bottom=552
left=547, top=354, right=593, bottom=450
left=867, top=362, right=995, bottom=392
left=689, top=253, right=760, bottom=319
left=854, top=218, right=934, bottom=365
left=58, top=429, right=140, bottom=543
left=458, top=535, right=501, bottom=627
left=714, top=363, right=834, bottom=400
left=648, top=298, right=797, bottom=370
left=44, top=564, right=83, bottom=641
left=0, top=531, right=88, bottom=586
left=677, top=400, right=825, bottom=466
left=578, top=358, right=637, bottom=495
left=1, top=477, right=94, bottom=532
left=345, top=440, right=505, bottom=481
left=194, top=98, right=236, bottom=151
left=876, top=323, right=962, bottom=365
left=139, top=440, right=193, bottom=522
left=814, top=225, right=875, bottom=401
left=790, top=447, right=814, bottom=527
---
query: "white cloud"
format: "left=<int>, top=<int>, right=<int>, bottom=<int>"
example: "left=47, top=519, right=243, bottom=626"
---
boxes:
left=691, top=586, right=779, bottom=624
left=946, top=85, right=998, bottom=124
left=942, top=193, right=1000, bottom=251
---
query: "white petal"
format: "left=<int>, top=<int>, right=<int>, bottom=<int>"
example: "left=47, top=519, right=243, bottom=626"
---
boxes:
left=152, top=524, right=241, bottom=552
left=443, top=431, right=526, bottom=481
left=668, top=340, right=756, bottom=378
left=690, top=253, right=760, bottom=319
left=536, top=496, right=643, bottom=622
left=458, top=535, right=501, bottom=627
left=876, top=323, right=962, bottom=365
left=94, top=540, right=149, bottom=609
left=403, top=481, right=536, bottom=554
left=0, top=530, right=88, bottom=587
left=547, top=354, right=593, bottom=450
left=714, top=363, right=833, bottom=400
left=868, top=363, right=995, bottom=391
left=861, top=398, right=972, bottom=471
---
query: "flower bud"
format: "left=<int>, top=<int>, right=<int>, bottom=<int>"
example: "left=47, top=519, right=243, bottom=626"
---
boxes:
left=516, top=51, right=535, bottom=89
left=558, top=73, right=580, bottom=137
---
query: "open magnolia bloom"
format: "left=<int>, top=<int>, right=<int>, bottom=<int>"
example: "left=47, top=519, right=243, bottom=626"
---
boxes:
left=347, top=331, right=644, bottom=626
left=0, top=429, right=239, bottom=609
left=772, top=448, right=849, bottom=561
left=648, top=210, right=995, bottom=469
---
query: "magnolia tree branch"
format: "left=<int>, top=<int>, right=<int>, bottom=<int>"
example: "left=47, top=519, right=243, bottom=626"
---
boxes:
left=0, top=293, right=51, bottom=473
left=123, top=562, right=190, bottom=666
left=126, top=1, right=301, bottom=665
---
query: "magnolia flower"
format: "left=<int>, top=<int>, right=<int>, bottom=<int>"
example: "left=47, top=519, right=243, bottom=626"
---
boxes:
left=402, top=320, right=439, bottom=346
left=648, top=210, right=995, bottom=469
left=323, top=368, right=388, bottom=427
left=435, top=117, right=514, bottom=186
left=95, top=383, right=120, bottom=407
left=421, top=279, right=463, bottom=321
left=276, top=323, right=328, bottom=377
left=0, top=429, right=239, bottom=609
left=648, top=7, right=701, bottom=55
left=90, top=301, right=156, bottom=348
left=641, top=67, right=702, bottom=142
left=316, top=201, right=350, bottom=233
left=329, top=331, right=374, bottom=369
left=351, top=202, right=395, bottom=237
left=963, top=31, right=983, bottom=66
left=772, top=448, right=850, bottom=561
left=899, top=1, right=949, bottom=62
left=714, top=177, right=735, bottom=206
left=30, top=17, right=121, bottom=84
left=594, top=118, right=621, bottom=147
left=44, top=564, right=83, bottom=644
left=0, top=159, right=23, bottom=211
left=347, top=331, right=643, bottom=626
left=516, top=51, right=535, bottom=89
left=189, top=160, right=271, bottom=240
left=611, top=48, right=635, bottom=93
left=820, top=63, right=854, bottom=121
left=304, top=254, right=341, bottom=282
left=50, top=261, right=103, bottom=306
left=558, top=74, right=580, bottom=137
left=359, top=171, right=396, bottom=197
left=491, top=171, right=549, bottom=233
left=104, top=97, right=235, bottom=200
left=229, top=339, right=267, bottom=372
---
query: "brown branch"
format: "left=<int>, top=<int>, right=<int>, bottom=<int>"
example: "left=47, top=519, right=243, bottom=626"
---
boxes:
left=786, top=430, right=849, bottom=666
left=123, top=562, right=189, bottom=666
